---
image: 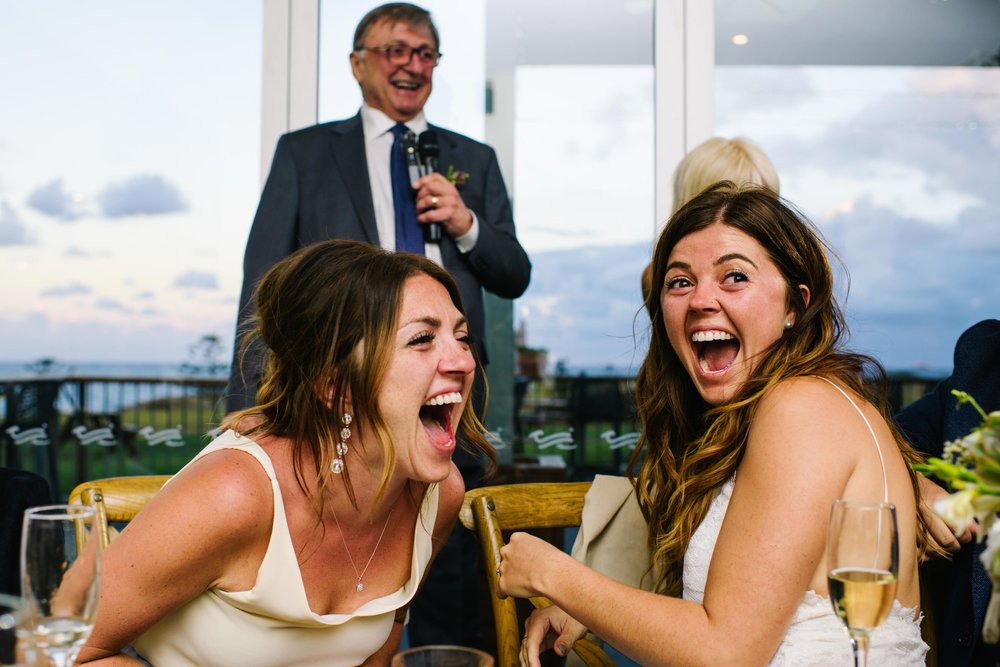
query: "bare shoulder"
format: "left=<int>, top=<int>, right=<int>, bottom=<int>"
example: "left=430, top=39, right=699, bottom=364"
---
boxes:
left=745, top=376, right=866, bottom=474
left=758, top=375, right=856, bottom=416
left=754, top=377, right=867, bottom=440
left=134, top=446, right=273, bottom=542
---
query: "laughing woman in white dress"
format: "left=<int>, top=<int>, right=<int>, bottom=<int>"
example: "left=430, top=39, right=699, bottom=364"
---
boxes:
left=497, top=183, right=937, bottom=666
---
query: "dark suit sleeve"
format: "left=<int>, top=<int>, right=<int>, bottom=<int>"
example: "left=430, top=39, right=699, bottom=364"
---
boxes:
left=895, top=379, right=952, bottom=458
left=225, top=135, right=300, bottom=412
left=463, top=146, right=531, bottom=299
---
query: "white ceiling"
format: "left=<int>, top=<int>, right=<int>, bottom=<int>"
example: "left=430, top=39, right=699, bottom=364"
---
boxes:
left=485, top=0, right=1000, bottom=67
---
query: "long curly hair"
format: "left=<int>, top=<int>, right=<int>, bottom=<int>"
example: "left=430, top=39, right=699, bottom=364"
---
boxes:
left=629, top=182, right=934, bottom=595
left=231, top=240, right=494, bottom=514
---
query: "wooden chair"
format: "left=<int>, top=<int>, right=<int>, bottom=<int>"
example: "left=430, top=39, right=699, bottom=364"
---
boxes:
left=68, top=475, right=170, bottom=548
left=460, top=481, right=615, bottom=667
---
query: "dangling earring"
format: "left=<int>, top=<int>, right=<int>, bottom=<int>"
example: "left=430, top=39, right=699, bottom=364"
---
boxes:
left=332, top=413, right=352, bottom=474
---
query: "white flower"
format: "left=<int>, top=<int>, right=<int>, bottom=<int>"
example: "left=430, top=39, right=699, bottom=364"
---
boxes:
left=974, top=495, right=1000, bottom=537
left=935, top=489, right=977, bottom=536
left=983, top=522, right=1000, bottom=644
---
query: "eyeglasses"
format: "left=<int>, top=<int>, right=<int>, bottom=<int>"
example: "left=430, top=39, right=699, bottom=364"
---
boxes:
left=362, top=43, right=442, bottom=67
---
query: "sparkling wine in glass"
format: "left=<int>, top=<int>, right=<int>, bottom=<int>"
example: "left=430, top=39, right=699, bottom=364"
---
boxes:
left=19, top=504, right=101, bottom=667
left=827, top=499, right=898, bottom=667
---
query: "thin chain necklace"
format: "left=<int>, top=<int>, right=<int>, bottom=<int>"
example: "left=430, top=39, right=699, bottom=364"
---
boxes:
left=330, top=502, right=393, bottom=593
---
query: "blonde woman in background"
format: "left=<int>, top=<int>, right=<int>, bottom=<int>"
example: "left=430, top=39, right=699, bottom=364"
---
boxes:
left=641, top=136, right=779, bottom=302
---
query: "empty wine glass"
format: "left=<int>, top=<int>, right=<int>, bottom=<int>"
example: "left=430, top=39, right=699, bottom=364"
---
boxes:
left=19, top=505, right=101, bottom=667
left=827, top=499, right=898, bottom=667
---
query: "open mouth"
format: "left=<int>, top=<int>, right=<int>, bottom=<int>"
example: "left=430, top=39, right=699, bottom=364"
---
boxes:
left=691, top=330, right=740, bottom=374
left=392, top=80, right=421, bottom=91
left=419, top=391, right=461, bottom=449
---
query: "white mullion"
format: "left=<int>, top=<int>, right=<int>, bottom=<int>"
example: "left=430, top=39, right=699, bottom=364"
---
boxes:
left=654, top=0, right=686, bottom=229
left=260, top=0, right=319, bottom=188
left=685, top=0, right=715, bottom=153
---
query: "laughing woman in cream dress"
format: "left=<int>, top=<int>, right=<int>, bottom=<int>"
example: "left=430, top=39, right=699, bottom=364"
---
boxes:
left=77, top=240, right=494, bottom=666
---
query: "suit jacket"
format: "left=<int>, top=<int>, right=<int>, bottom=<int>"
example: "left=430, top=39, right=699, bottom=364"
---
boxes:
left=0, top=467, right=51, bottom=596
left=895, top=318, right=1000, bottom=666
left=226, top=114, right=531, bottom=412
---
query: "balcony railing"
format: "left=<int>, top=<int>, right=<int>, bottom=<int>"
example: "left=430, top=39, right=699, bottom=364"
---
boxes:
left=1, top=371, right=944, bottom=497
left=1, top=375, right=226, bottom=498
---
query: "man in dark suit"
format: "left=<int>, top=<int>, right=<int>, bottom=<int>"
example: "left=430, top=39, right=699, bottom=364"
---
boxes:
left=0, top=467, right=51, bottom=596
left=225, top=2, right=530, bottom=650
left=896, top=319, right=1000, bottom=666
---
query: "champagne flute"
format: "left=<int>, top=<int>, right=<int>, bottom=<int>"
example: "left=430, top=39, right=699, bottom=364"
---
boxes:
left=19, top=505, right=101, bottom=667
left=827, top=499, right=898, bottom=667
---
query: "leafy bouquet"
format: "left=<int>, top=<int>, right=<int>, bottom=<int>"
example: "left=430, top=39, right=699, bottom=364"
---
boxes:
left=916, top=390, right=1000, bottom=642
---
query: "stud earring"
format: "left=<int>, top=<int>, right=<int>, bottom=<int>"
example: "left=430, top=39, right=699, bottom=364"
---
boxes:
left=784, top=321, right=793, bottom=329
left=332, top=413, right=352, bottom=474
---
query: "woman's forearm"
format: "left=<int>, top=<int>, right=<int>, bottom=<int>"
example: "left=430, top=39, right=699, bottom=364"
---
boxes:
left=74, top=645, right=146, bottom=665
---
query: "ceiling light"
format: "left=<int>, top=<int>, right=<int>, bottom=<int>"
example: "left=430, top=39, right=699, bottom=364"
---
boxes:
left=732, top=34, right=749, bottom=46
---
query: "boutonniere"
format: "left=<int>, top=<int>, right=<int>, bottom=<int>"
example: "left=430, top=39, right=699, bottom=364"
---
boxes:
left=445, top=165, right=470, bottom=190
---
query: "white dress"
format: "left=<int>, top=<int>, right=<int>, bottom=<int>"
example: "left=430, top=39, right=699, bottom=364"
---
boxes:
left=682, top=381, right=928, bottom=666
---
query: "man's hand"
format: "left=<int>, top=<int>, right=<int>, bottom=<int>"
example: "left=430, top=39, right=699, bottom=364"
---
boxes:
left=414, top=172, right=473, bottom=238
left=919, top=474, right=975, bottom=558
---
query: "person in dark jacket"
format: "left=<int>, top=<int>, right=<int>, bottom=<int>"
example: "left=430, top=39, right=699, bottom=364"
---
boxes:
left=896, top=318, right=1000, bottom=666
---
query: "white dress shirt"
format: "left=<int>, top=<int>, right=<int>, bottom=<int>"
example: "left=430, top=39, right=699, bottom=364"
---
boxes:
left=360, top=104, right=478, bottom=267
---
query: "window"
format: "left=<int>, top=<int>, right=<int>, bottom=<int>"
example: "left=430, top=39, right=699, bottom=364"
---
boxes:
left=714, top=0, right=1000, bottom=373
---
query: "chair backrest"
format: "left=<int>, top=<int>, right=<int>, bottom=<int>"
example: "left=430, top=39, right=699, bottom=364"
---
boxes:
left=460, top=481, right=614, bottom=667
left=68, top=475, right=170, bottom=548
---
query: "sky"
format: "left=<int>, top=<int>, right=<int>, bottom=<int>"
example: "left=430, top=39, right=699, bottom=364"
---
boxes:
left=0, top=3, right=261, bottom=365
left=511, top=65, right=1000, bottom=374
left=1, top=2, right=998, bottom=377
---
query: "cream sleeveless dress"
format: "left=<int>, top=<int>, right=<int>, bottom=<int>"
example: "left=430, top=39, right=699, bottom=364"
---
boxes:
left=682, top=380, right=928, bottom=666
left=132, top=430, right=438, bottom=667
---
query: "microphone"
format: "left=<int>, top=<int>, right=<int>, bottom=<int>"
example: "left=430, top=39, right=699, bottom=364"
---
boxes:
left=402, top=130, right=422, bottom=187
left=418, top=130, right=443, bottom=243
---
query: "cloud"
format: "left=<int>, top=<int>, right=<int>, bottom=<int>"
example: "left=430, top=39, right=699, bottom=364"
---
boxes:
left=172, top=271, right=218, bottom=290
left=97, top=174, right=189, bottom=218
left=515, top=243, right=648, bottom=372
left=39, top=282, right=92, bottom=297
left=0, top=201, right=34, bottom=245
left=26, top=178, right=86, bottom=221
left=95, top=298, right=129, bottom=312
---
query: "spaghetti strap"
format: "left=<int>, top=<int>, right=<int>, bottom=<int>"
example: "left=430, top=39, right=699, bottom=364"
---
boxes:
left=809, top=376, right=889, bottom=504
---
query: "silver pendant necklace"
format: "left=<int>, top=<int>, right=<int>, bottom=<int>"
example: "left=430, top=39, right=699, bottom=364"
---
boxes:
left=330, top=503, right=393, bottom=593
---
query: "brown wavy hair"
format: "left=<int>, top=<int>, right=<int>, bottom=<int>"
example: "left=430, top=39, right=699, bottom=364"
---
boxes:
left=629, top=182, right=934, bottom=595
left=231, top=240, right=494, bottom=513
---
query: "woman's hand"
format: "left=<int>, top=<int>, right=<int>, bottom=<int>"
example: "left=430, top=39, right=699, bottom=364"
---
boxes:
left=496, top=532, right=565, bottom=600
left=519, top=605, right=588, bottom=667
left=919, top=474, right=975, bottom=558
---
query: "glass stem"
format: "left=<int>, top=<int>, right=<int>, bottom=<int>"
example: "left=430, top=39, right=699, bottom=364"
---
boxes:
left=849, top=635, right=870, bottom=667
